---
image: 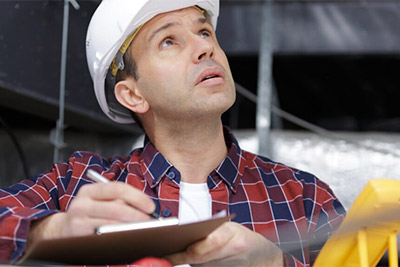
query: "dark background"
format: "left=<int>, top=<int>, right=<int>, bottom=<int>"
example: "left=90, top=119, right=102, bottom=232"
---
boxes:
left=1, top=0, right=400, bottom=134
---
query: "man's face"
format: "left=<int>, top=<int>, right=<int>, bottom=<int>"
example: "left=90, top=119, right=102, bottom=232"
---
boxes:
left=128, top=7, right=236, bottom=123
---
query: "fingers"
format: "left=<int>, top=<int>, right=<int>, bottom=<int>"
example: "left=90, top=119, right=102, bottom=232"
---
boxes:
left=188, top=222, right=234, bottom=255
left=166, top=222, right=284, bottom=266
left=58, top=182, right=156, bottom=238
left=69, top=198, right=152, bottom=222
left=77, top=182, right=156, bottom=214
left=166, top=222, right=234, bottom=265
left=63, top=217, right=122, bottom=237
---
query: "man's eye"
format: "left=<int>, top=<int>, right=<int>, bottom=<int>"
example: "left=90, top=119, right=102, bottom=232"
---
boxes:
left=199, top=29, right=211, bottom=38
left=161, top=37, right=174, bottom=48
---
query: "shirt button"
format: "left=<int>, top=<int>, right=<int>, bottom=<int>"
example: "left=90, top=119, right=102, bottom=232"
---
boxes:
left=166, top=171, right=175, bottom=180
left=162, top=208, right=171, bottom=217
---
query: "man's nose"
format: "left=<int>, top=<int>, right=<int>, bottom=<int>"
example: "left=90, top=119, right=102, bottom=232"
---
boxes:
left=192, top=36, right=215, bottom=63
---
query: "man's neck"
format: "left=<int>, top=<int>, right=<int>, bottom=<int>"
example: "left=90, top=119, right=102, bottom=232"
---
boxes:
left=146, top=120, right=228, bottom=184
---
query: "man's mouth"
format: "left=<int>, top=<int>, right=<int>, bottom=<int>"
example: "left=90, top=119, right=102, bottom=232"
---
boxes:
left=202, top=75, right=219, bottom=81
left=196, top=67, right=225, bottom=86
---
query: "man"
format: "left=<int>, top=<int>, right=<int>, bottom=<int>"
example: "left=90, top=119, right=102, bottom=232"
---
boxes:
left=0, top=0, right=345, bottom=266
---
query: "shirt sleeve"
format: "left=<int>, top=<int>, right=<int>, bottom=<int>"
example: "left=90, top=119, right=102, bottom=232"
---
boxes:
left=284, top=253, right=309, bottom=267
left=309, top=197, right=345, bottom=264
left=282, top=205, right=344, bottom=267
left=279, top=172, right=346, bottom=267
left=0, top=160, right=71, bottom=264
left=307, top=181, right=346, bottom=265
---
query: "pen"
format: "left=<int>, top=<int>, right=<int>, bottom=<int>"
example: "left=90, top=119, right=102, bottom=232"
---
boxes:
left=86, top=169, right=160, bottom=220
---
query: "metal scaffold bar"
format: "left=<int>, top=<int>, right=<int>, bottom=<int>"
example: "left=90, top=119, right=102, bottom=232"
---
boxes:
left=256, top=0, right=274, bottom=157
left=52, top=0, right=80, bottom=163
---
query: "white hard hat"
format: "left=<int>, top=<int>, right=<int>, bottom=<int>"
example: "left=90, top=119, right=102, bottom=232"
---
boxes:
left=86, top=0, right=220, bottom=124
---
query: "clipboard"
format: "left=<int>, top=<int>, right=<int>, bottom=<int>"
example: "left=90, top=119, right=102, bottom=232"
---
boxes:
left=20, top=211, right=233, bottom=265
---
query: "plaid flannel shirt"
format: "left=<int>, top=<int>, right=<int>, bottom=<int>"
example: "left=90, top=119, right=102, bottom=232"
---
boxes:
left=0, top=127, right=345, bottom=265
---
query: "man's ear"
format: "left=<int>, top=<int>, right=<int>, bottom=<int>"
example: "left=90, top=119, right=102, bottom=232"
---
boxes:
left=114, top=78, right=149, bottom=114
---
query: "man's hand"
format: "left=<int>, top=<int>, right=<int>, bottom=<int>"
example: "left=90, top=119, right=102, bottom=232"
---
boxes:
left=165, top=222, right=284, bottom=267
left=28, top=182, right=155, bottom=244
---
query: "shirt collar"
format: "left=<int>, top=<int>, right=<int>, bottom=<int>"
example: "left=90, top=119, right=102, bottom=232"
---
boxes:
left=213, top=126, right=242, bottom=193
left=138, top=127, right=243, bottom=192
left=140, top=137, right=173, bottom=188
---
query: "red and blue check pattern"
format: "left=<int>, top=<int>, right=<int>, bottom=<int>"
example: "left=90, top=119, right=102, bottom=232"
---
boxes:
left=0, top=127, right=345, bottom=266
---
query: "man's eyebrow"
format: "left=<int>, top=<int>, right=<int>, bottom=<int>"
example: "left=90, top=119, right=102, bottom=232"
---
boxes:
left=148, top=17, right=211, bottom=44
left=148, top=22, right=178, bottom=44
left=197, top=17, right=208, bottom=25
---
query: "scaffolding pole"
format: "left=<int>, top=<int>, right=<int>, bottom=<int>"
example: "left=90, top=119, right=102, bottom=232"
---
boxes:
left=52, top=0, right=79, bottom=163
left=256, top=0, right=274, bottom=157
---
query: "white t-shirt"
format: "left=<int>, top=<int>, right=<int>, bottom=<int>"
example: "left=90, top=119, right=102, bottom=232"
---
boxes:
left=178, top=182, right=212, bottom=224
left=175, top=182, right=212, bottom=267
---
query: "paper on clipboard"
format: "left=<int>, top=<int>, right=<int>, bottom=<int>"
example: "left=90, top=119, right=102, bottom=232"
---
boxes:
left=95, top=216, right=180, bottom=235
left=21, top=211, right=233, bottom=265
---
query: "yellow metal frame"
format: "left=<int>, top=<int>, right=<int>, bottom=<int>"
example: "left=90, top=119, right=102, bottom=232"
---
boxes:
left=314, top=179, right=400, bottom=267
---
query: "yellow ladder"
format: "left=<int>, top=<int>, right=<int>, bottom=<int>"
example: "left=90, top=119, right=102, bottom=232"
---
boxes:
left=314, top=179, right=400, bottom=267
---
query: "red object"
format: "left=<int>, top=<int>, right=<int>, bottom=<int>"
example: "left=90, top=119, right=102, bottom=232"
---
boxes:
left=129, top=257, right=172, bottom=267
